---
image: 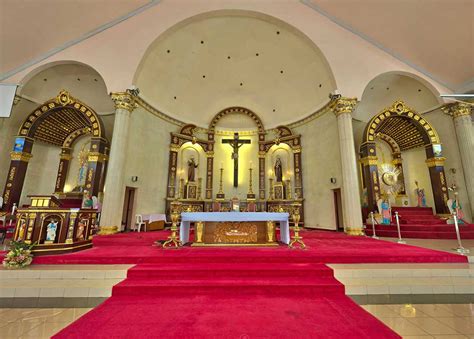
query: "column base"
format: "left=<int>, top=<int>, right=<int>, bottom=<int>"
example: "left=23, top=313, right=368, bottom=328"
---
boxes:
left=344, top=227, right=365, bottom=236
left=98, top=226, right=119, bottom=235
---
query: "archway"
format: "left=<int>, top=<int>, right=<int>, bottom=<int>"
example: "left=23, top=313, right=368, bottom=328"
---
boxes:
left=2, top=90, right=109, bottom=211
left=359, top=100, right=449, bottom=215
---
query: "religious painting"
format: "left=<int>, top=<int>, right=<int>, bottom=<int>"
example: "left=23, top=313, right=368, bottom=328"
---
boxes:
left=432, top=144, right=442, bottom=157
left=13, top=137, right=25, bottom=152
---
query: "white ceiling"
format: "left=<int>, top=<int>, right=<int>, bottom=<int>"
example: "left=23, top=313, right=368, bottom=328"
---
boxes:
left=306, top=0, right=474, bottom=91
left=134, top=12, right=337, bottom=129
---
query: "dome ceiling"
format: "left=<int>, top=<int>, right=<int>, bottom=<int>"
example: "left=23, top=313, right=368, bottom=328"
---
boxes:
left=134, top=12, right=337, bottom=129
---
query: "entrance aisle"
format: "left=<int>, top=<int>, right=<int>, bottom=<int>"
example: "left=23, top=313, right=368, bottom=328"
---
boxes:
left=54, top=262, right=399, bottom=339
left=28, top=230, right=466, bottom=338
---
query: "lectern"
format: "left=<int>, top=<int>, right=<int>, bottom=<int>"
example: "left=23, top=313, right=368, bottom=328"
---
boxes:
left=12, top=195, right=98, bottom=255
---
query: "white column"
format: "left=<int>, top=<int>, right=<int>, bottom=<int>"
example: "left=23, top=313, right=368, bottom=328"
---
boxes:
left=452, top=103, right=474, bottom=216
left=334, top=97, right=364, bottom=235
left=99, top=92, right=136, bottom=233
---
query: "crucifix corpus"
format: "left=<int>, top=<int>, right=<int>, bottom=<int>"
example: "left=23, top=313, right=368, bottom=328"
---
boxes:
left=222, top=132, right=251, bottom=187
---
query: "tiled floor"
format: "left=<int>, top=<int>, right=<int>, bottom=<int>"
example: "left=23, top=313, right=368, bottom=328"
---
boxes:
left=382, top=237, right=474, bottom=256
left=363, top=303, right=474, bottom=338
left=0, top=304, right=473, bottom=338
left=0, top=307, right=92, bottom=338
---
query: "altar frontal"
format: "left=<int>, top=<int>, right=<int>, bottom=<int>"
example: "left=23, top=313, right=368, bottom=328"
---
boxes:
left=180, top=212, right=290, bottom=246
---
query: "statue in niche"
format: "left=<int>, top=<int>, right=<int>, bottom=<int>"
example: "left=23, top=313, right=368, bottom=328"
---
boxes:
left=76, top=220, right=86, bottom=241
left=414, top=181, right=426, bottom=207
left=274, top=157, right=283, bottom=182
left=187, top=157, right=198, bottom=182
left=45, top=220, right=59, bottom=242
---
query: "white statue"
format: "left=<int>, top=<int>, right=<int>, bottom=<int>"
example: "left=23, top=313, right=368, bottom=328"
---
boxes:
left=46, top=220, right=58, bottom=242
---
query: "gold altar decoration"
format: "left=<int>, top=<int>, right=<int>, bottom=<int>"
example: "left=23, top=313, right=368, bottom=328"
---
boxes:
left=247, top=166, right=256, bottom=200
left=214, top=223, right=258, bottom=243
left=163, top=207, right=182, bottom=249
left=216, top=166, right=225, bottom=200
left=289, top=205, right=306, bottom=249
left=266, top=221, right=275, bottom=242
left=195, top=221, right=204, bottom=243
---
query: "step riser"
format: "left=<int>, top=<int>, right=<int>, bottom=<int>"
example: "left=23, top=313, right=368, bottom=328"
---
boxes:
left=127, top=269, right=332, bottom=279
left=112, top=285, right=345, bottom=297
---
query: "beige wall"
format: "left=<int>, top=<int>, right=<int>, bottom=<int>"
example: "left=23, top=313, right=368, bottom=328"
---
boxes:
left=20, top=143, right=59, bottom=206
left=293, top=112, right=342, bottom=230
left=121, top=107, right=177, bottom=215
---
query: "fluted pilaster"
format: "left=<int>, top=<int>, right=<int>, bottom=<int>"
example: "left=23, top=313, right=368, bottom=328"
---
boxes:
left=334, top=97, right=364, bottom=235
left=99, top=92, right=137, bottom=232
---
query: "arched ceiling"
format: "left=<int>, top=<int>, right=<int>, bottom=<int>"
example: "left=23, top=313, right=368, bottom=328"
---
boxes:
left=354, top=73, right=441, bottom=123
left=134, top=11, right=337, bottom=129
left=306, top=0, right=474, bottom=91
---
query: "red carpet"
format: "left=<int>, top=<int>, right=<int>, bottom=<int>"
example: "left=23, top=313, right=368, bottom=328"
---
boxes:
left=33, top=230, right=467, bottom=265
left=365, top=207, right=474, bottom=239
left=42, top=230, right=466, bottom=338
left=54, top=261, right=400, bottom=338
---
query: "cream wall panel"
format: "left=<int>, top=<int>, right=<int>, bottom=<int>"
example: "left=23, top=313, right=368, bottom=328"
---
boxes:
left=20, top=143, right=59, bottom=205
left=123, top=108, right=176, bottom=215
left=293, top=112, right=342, bottom=229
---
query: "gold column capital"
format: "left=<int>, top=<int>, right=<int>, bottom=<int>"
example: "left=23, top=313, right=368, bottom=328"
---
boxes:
left=10, top=151, right=32, bottom=162
left=442, top=102, right=472, bottom=119
left=359, top=156, right=378, bottom=166
left=333, top=97, right=358, bottom=117
left=425, top=157, right=446, bottom=168
left=110, top=91, right=137, bottom=112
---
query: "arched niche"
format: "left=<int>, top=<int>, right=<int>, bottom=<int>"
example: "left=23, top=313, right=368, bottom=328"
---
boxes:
left=359, top=101, right=448, bottom=215
left=2, top=90, right=109, bottom=211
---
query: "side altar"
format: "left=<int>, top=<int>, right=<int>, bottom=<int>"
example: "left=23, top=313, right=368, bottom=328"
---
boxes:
left=165, top=110, right=305, bottom=223
left=13, top=195, right=97, bottom=255
left=180, top=212, right=290, bottom=246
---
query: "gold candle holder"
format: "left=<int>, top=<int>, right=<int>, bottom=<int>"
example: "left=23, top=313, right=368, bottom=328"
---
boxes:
left=163, top=209, right=182, bottom=249
left=178, top=178, right=184, bottom=199
left=289, top=206, right=306, bottom=249
left=269, top=178, right=274, bottom=200
left=286, top=179, right=292, bottom=200
left=197, top=178, right=202, bottom=200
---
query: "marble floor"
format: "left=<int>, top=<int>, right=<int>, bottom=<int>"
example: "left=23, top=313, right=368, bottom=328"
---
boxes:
left=0, top=304, right=473, bottom=338
left=382, top=237, right=474, bottom=257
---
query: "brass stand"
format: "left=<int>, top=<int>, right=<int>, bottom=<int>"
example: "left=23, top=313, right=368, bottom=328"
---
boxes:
left=163, top=210, right=182, bottom=249
left=247, top=167, right=255, bottom=200
left=216, top=167, right=225, bottom=200
left=289, top=207, right=306, bottom=249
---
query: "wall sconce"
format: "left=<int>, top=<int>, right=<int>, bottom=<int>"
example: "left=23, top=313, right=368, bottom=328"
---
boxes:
left=330, top=177, right=337, bottom=184
left=131, top=176, right=138, bottom=182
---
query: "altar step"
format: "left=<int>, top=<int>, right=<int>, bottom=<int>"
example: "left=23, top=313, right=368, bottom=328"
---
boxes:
left=126, top=262, right=334, bottom=279
left=114, top=262, right=344, bottom=298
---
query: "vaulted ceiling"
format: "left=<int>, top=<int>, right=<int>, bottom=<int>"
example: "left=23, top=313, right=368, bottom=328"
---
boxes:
left=306, top=0, right=474, bottom=91
left=1, top=0, right=472, bottom=93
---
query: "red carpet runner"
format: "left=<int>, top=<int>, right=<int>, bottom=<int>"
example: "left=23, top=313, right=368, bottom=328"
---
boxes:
left=45, top=230, right=469, bottom=338
left=365, top=207, right=474, bottom=239
left=54, top=262, right=400, bottom=338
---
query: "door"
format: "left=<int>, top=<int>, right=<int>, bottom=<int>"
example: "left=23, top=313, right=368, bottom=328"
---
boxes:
left=122, top=187, right=136, bottom=232
left=333, top=188, right=344, bottom=231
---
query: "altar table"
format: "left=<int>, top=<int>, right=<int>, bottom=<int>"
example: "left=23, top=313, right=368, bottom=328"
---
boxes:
left=179, top=212, right=290, bottom=245
left=142, top=214, right=166, bottom=231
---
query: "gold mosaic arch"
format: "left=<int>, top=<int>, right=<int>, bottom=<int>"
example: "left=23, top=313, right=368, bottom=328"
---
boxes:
left=208, top=107, right=265, bottom=134
left=376, top=133, right=401, bottom=154
left=363, top=101, right=441, bottom=148
left=62, top=127, right=92, bottom=148
left=18, top=90, right=105, bottom=146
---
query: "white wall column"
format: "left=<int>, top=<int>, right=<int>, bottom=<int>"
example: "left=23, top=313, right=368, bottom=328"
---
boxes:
left=451, top=103, right=474, bottom=216
left=334, top=97, right=364, bottom=235
left=99, top=92, right=136, bottom=233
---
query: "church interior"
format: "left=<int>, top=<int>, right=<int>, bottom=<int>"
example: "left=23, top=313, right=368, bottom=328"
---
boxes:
left=0, top=0, right=473, bottom=338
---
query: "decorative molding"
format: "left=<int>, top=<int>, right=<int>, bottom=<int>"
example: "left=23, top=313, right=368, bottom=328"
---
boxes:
left=425, top=157, right=446, bottom=168
left=10, top=151, right=33, bottom=162
left=333, top=97, right=358, bottom=116
left=110, top=92, right=137, bottom=112
left=442, top=102, right=473, bottom=119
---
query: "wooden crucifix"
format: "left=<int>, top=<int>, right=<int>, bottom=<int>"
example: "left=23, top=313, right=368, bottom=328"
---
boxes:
left=222, top=132, right=251, bottom=187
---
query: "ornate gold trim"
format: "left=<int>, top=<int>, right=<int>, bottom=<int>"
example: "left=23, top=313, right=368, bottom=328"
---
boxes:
left=442, top=102, right=472, bottom=119
left=98, top=225, right=118, bottom=235
left=345, top=227, right=365, bottom=236
left=10, top=151, right=32, bottom=162
left=425, top=157, right=446, bottom=167
left=359, top=156, right=378, bottom=166
left=333, top=97, right=358, bottom=116
left=110, top=92, right=137, bottom=112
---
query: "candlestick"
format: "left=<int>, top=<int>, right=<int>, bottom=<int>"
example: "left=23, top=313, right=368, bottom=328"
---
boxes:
left=247, top=167, right=255, bottom=200
left=216, top=167, right=225, bottom=200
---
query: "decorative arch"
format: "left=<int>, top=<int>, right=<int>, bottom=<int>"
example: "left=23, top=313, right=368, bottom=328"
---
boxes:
left=19, top=90, right=105, bottom=142
left=208, top=107, right=265, bottom=134
left=2, top=90, right=109, bottom=211
left=360, top=100, right=448, bottom=215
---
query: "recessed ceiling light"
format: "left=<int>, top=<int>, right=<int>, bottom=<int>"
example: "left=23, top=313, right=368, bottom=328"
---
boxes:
left=227, top=56, right=231, bottom=59
left=276, top=31, right=280, bottom=35
left=167, top=50, right=170, bottom=53
left=174, top=96, right=177, bottom=100
left=240, top=83, right=243, bottom=86
left=202, top=75, right=206, bottom=78
left=256, top=53, right=259, bottom=56
left=201, top=40, right=204, bottom=44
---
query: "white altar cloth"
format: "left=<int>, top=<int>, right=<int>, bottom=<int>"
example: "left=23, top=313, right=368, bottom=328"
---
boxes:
left=179, top=212, right=290, bottom=244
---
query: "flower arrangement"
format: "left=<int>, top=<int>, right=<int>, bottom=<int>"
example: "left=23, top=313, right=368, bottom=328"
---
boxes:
left=2, top=241, right=35, bottom=269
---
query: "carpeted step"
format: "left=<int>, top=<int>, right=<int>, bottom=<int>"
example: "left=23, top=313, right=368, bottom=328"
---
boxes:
left=127, top=262, right=333, bottom=279
left=53, top=295, right=400, bottom=338
left=112, top=276, right=345, bottom=297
